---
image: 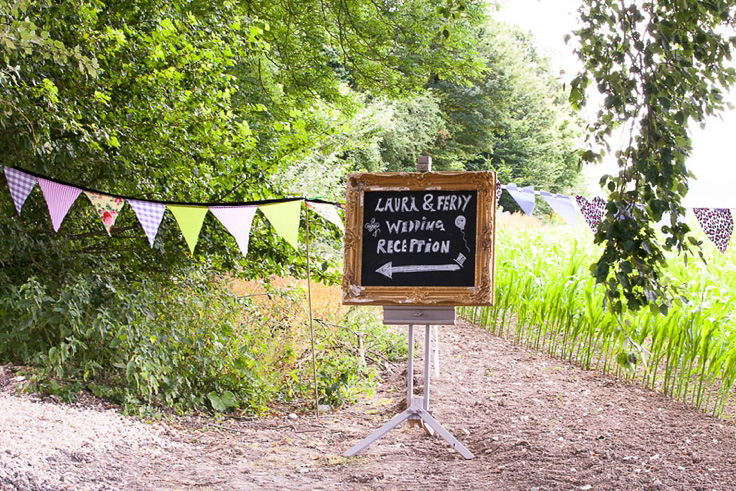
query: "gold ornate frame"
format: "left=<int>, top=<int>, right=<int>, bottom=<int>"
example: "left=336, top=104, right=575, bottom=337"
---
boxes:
left=342, top=171, right=496, bottom=306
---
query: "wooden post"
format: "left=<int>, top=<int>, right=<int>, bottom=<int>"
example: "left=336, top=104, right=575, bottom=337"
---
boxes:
left=305, top=201, right=320, bottom=418
left=417, top=155, right=432, bottom=172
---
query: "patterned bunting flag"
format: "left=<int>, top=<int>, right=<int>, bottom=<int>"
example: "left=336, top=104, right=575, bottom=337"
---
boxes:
left=505, top=183, right=536, bottom=215
left=496, top=180, right=502, bottom=204
left=85, top=192, right=124, bottom=235
left=128, top=199, right=167, bottom=247
left=258, top=200, right=302, bottom=249
left=209, top=205, right=258, bottom=257
left=540, top=191, right=577, bottom=226
left=168, top=205, right=209, bottom=254
left=38, top=178, right=82, bottom=232
left=4, top=167, right=38, bottom=215
left=306, top=201, right=344, bottom=232
left=694, top=208, right=733, bottom=253
left=576, top=196, right=606, bottom=233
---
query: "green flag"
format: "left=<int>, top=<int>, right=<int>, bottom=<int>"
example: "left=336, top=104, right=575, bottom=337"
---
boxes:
left=168, top=204, right=208, bottom=254
left=259, top=200, right=302, bottom=249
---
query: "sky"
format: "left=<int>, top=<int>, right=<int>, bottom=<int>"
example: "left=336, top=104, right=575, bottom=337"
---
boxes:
left=495, top=0, right=736, bottom=209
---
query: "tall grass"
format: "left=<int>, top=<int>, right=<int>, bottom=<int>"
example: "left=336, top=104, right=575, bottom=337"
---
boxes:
left=460, top=214, right=736, bottom=417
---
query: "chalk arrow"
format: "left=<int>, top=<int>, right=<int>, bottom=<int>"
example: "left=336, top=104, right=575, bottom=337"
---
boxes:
left=375, top=262, right=461, bottom=279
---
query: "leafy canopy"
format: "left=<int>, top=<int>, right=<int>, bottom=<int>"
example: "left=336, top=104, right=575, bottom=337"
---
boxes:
left=572, top=0, right=736, bottom=314
left=0, top=0, right=487, bottom=289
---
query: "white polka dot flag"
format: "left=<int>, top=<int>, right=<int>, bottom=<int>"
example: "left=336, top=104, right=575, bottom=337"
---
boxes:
left=38, top=178, right=82, bottom=232
left=3, top=167, right=38, bottom=215
left=128, top=199, right=166, bottom=248
left=576, top=195, right=606, bottom=233
left=540, top=191, right=577, bottom=226
left=306, top=201, right=344, bottom=232
left=505, top=183, right=536, bottom=215
left=209, top=205, right=258, bottom=257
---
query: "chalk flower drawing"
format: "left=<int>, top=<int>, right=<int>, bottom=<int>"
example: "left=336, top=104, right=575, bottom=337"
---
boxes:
left=365, top=217, right=381, bottom=237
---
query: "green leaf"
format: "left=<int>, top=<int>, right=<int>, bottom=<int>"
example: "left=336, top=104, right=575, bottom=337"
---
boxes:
left=208, top=390, right=236, bottom=412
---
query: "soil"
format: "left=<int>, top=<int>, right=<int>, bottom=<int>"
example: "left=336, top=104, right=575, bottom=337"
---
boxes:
left=2, top=319, right=736, bottom=491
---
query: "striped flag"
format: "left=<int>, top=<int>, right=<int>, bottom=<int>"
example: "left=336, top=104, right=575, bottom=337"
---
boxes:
left=38, top=178, right=82, bottom=232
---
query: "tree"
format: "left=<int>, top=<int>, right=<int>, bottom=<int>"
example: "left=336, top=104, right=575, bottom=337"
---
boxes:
left=427, top=22, right=584, bottom=199
left=0, top=0, right=490, bottom=409
left=571, top=0, right=736, bottom=313
left=0, top=0, right=488, bottom=290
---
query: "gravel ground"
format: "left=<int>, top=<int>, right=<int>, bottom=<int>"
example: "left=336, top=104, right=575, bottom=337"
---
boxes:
left=2, top=320, right=736, bottom=490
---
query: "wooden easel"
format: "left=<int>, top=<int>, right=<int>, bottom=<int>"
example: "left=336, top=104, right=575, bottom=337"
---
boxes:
left=343, top=307, right=474, bottom=459
left=342, top=156, right=477, bottom=460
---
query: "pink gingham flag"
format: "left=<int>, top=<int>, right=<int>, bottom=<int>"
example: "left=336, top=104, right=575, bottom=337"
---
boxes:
left=4, top=167, right=38, bottom=215
left=128, top=199, right=166, bottom=248
left=209, top=205, right=258, bottom=257
left=38, top=178, right=82, bottom=232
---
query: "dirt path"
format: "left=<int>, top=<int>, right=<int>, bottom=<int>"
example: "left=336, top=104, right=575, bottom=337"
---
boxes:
left=2, top=320, right=736, bottom=491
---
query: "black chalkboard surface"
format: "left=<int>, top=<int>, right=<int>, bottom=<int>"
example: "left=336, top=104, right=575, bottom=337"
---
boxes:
left=360, top=190, right=477, bottom=287
left=342, top=171, right=495, bottom=306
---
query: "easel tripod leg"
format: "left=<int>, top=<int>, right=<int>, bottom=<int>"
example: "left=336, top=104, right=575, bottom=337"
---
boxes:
left=416, top=409, right=475, bottom=460
left=342, top=409, right=414, bottom=457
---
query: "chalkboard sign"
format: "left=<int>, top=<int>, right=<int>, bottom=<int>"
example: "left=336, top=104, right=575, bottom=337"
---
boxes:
left=342, top=172, right=495, bottom=306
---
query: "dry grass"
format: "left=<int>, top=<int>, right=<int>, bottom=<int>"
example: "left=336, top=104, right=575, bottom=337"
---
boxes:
left=496, top=211, right=544, bottom=230
left=230, top=277, right=346, bottom=323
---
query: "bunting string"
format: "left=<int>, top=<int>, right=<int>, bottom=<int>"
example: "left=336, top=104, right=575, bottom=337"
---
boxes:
left=2, top=167, right=733, bottom=254
left=2, top=166, right=344, bottom=256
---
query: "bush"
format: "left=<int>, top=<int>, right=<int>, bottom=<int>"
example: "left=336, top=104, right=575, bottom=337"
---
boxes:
left=0, top=271, right=403, bottom=415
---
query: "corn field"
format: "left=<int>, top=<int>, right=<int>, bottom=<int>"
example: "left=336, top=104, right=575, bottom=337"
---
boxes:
left=459, top=218, right=736, bottom=417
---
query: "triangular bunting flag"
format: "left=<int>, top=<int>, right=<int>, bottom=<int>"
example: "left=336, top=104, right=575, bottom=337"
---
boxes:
left=540, top=191, right=577, bottom=226
left=258, top=200, right=302, bottom=249
left=4, top=167, right=38, bottom=215
left=128, top=199, right=166, bottom=248
left=506, top=183, right=536, bottom=215
left=306, top=201, right=344, bottom=232
left=694, top=208, right=733, bottom=253
left=38, top=178, right=82, bottom=232
left=209, top=205, right=258, bottom=257
left=168, top=204, right=208, bottom=254
left=576, top=196, right=606, bottom=233
left=85, top=192, right=125, bottom=235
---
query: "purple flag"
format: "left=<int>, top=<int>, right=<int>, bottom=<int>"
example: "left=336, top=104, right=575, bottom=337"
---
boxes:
left=209, top=205, right=258, bottom=257
left=4, top=167, right=38, bottom=215
left=505, top=183, right=536, bottom=215
left=694, top=208, right=733, bottom=253
left=38, top=178, right=82, bottom=232
left=128, top=199, right=166, bottom=247
left=576, top=196, right=606, bottom=233
left=540, top=191, right=577, bottom=226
